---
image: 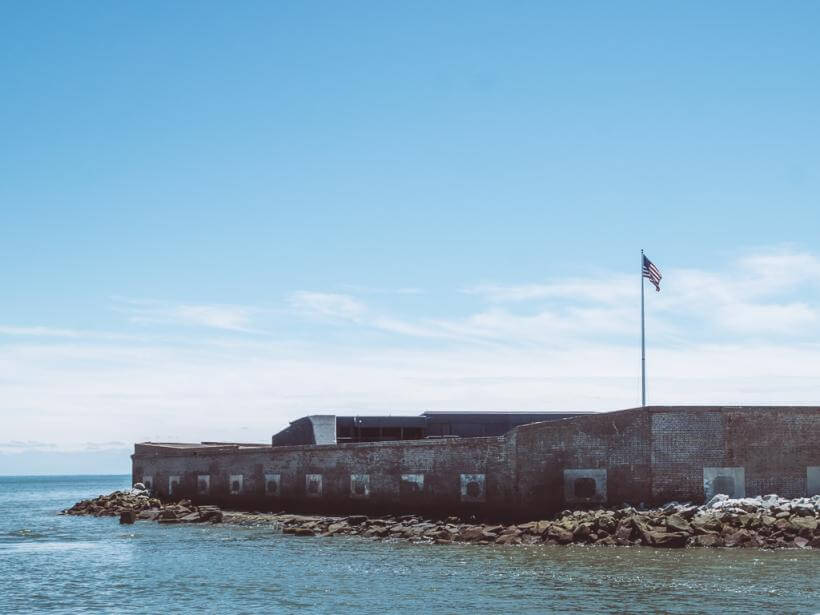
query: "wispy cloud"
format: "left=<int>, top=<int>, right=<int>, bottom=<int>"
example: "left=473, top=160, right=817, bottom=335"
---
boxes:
left=463, top=276, right=635, bottom=305
left=4, top=246, right=820, bottom=459
left=0, top=440, right=58, bottom=450
left=0, top=326, right=83, bottom=338
left=337, top=284, right=424, bottom=296
left=460, top=247, right=820, bottom=342
left=114, top=298, right=262, bottom=332
left=83, top=441, right=129, bottom=451
left=288, top=291, right=367, bottom=322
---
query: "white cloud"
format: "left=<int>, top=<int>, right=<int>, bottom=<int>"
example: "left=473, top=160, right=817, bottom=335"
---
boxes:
left=462, top=248, right=820, bottom=341
left=288, top=291, right=367, bottom=321
left=735, top=248, right=820, bottom=295
left=463, top=276, right=635, bottom=305
left=3, top=246, right=820, bottom=464
left=3, top=338, right=820, bottom=455
left=0, top=326, right=83, bottom=338
left=0, top=440, right=58, bottom=451
left=115, top=298, right=260, bottom=332
left=337, top=284, right=425, bottom=296
left=716, top=302, right=817, bottom=333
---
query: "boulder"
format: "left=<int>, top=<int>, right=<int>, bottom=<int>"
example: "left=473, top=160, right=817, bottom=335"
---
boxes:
left=495, top=534, right=522, bottom=545
left=693, top=533, right=723, bottom=547
left=793, top=537, right=810, bottom=549
left=327, top=522, right=348, bottom=534
left=724, top=529, right=753, bottom=547
left=179, top=512, right=202, bottom=523
left=459, top=526, right=487, bottom=542
left=665, top=514, right=692, bottom=534
left=789, top=517, right=817, bottom=534
left=792, top=503, right=815, bottom=517
left=198, top=506, right=223, bottom=523
left=595, top=515, right=616, bottom=534
left=691, top=515, right=722, bottom=533
left=647, top=531, right=688, bottom=548
left=573, top=523, right=593, bottom=542
left=119, top=510, right=136, bottom=524
left=705, top=494, right=730, bottom=508
left=677, top=505, right=699, bottom=520
left=430, top=528, right=455, bottom=541
left=546, top=524, right=574, bottom=545
left=345, top=515, right=368, bottom=526
left=615, top=521, right=635, bottom=542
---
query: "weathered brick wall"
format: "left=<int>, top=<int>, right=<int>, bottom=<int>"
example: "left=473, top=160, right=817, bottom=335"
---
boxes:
left=511, top=408, right=652, bottom=512
left=133, top=406, right=820, bottom=519
left=134, top=436, right=514, bottom=518
left=724, top=407, right=818, bottom=499
left=649, top=409, right=725, bottom=502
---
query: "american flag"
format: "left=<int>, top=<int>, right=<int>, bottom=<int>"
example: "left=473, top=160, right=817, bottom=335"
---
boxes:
left=642, top=255, right=662, bottom=292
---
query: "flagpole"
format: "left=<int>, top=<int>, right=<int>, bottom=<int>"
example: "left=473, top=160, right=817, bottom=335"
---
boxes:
left=641, top=249, right=646, bottom=407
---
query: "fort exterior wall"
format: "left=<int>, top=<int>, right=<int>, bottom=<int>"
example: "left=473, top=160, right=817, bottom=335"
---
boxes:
left=132, top=406, right=820, bottom=520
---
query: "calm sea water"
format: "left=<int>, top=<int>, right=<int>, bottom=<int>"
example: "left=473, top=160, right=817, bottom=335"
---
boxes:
left=0, top=475, right=817, bottom=614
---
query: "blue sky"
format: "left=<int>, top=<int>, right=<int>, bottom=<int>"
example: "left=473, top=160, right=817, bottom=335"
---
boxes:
left=2, top=2, right=819, bottom=472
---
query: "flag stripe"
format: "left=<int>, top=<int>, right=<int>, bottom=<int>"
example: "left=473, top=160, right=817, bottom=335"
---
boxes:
left=642, top=255, right=662, bottom=291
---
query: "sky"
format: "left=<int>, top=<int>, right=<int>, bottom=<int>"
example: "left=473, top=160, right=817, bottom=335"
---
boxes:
left=2, top=2, right=820, bottom=473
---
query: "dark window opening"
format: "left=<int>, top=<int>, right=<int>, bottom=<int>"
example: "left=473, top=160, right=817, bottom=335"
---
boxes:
left=466, top=481, right=482, bottom=498
left=307, top=479, right=320, bottom=494
left=231, top=480, right=241, bottom=493
left=400, top=479, right=421, bottom=494
left=267, top=480, right=277, bottom=494
left=712, top=475, right=735, bottom=497
left=574, top=477, right=597, bottom=499
left=197, top=479, right=208, bottom=493
left=353, top=480, right=366, bottom=495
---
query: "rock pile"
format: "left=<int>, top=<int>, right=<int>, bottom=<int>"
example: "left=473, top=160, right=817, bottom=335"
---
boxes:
left=273, top=494, right=820, bottom=549
left=60, top=486, right=160, bottom=519
left=59, top=487, right=223, bottom=525
left=62, top=488, right=819, bottom=548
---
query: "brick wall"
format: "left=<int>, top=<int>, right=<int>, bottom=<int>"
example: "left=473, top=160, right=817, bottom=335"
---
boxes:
left=133, top=406, right=820, bottom=520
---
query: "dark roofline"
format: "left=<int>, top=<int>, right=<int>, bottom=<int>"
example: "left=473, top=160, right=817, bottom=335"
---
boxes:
left=419, top=410, right=595, bottom=416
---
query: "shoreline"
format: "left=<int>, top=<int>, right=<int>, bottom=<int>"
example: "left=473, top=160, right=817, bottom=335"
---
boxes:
left=60, top=489, right=820, bottom=550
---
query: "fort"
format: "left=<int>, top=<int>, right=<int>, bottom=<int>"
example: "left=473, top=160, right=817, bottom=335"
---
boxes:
left=132, top=406, right=820, bottom=520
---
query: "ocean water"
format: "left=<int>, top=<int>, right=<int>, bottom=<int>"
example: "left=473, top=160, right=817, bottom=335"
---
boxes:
left=0, top=475, right=817, bottom=614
